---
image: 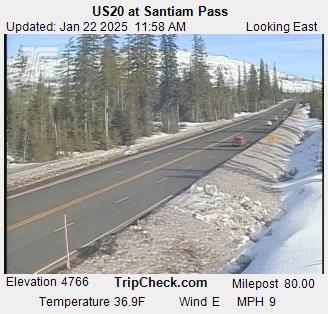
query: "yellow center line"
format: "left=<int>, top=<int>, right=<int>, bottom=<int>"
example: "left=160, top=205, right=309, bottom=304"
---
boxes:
left=7, top=124, right=255, bottom=232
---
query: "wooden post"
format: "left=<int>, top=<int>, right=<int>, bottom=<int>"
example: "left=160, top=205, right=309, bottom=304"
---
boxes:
left=64, top=214, right=71, bottom=270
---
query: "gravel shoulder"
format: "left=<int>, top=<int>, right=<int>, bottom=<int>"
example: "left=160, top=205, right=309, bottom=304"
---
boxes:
left=58, top=110, right=309, bottom=274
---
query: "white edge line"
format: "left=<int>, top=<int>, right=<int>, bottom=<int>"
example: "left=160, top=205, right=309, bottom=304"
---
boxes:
left=157, top=177, right=168, bottom=184
left=11, top=103, right=288, bottom=199
left=54, top=222, right=74, bottom=233
left=115, top=195, right=131, bottom=204
left=34, top=194, right=174, bottom=274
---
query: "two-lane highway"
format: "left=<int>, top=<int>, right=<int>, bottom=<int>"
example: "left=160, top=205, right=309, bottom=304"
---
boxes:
left=6, top=101, right=295, bottom=273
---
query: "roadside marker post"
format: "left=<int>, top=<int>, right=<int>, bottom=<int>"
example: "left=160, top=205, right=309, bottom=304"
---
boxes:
left=54, top=214, right=74, bottom=270
left=266, top=134, right=277, bottom=144
left=64, top=214, right=71, bottom=270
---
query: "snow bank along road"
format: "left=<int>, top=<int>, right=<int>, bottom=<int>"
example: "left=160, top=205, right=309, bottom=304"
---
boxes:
left=241, top=109, right=322, bottom=274
left=6, top=101, right=294, bottom=273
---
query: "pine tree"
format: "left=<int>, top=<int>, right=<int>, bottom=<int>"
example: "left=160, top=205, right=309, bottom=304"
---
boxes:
left=121, top=111, right=134, bottom=146
left=73, top=35, right=102, bottom=151
left=8, top=47, right=33, bottom=159
left=242, top=61, right=248, bottom=112
left=214, top=66, right=225, bottom=119
left=7, top=88, right=26, bottom=159
left=280, top=78, right=283, bottom=98
left=11, top=46, right=29, bottom=85
left=101, top=34, right=121, bottom=148
left=177, top=68, right=193, bottom=121
left=265, top=63, right=273, bottom=106
left=26, top=75, right=56, bottom=161
left=307, top=88, right=322, bottom=120
left=159, top=34, right=179, bottom=133
left=259, top=58, right=266, bottom=108
left=54, top=36, right=76, bottom=155
left=236, top=65, right=243, bottom=113
left=247, top=64, right=259, bottom=112
left=120, top=34, right=136, bottom=144
left=128, top=35, right=158, bottom=137
left=272, top=63, right=280, bottom=104
left=190, top=35, right=211, bottom=121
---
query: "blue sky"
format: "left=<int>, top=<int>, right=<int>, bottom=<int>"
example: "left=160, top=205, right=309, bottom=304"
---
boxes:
left=7, top=34, right=322, bottom=81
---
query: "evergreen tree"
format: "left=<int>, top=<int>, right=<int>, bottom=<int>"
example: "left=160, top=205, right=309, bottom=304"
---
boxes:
left=8, top=47, right=33, bottom=159
left=120, top=35, right=136, bottom=144
left=129, top=35, right=158, bottom=136
left=190, top=35, right=211, bottom=121
left=236, top=65, right=243, bottom=113
left=9, top=35, right=299, bottom=163
left=73, top=35, right=102, bottom=151
left=101, top=34, right=121, bottom=148
left=26, top=75, right=56, bottom=161
left=308, top=88, right=322, bottom=120
left=11, top=46, right=29, bottom=85
left=247, top=64, right=259, bottom=112
left=54, top=36, right=76, bottom=155
left=214, top=66, right=226, bottom=119
left=177, top=68, right=193, bottom=121
left=7, top=88, right=26, bottom=159
left=242, top=61, right=248, bottom=111
left=265, top=63, right=273, bottom=106
left=259, top=58, right=266, bottom=108
left=272, top=63, right=281, bottom=104
left=159, top=34, right=179, bottom=132
left=280, top=78, right=283, bottom=97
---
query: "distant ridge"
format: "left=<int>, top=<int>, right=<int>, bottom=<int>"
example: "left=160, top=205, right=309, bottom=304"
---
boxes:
left=7, top=49, right=321, bottom=93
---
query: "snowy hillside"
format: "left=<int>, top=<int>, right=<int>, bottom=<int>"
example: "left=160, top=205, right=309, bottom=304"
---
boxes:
left=177, top=50, right=321, bottom=93
left=7, top=55, right=60, bottom=87
left=243, top=106, right=322, bottom=273
left=7, top=49, right=321, bottom=93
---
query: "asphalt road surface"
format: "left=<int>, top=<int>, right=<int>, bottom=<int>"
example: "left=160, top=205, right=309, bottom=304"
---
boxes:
left=6, top=101, right=295, bottom=273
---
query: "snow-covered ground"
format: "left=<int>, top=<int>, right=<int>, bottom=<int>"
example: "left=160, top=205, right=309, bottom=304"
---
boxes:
left=233, top=112, right=250, bottom=118
left=241, top=109, right=322, bottom=273
left=58, top=105, right=321, bottom=274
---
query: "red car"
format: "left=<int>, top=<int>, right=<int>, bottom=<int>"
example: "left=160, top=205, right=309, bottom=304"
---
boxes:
left=233, top=136, right=247, bottom=146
